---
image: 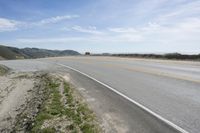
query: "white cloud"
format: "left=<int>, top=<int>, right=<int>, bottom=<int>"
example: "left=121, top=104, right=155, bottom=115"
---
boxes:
left=0, top=18, right=19, bottom=32
left=3, top=0, right=200, bottom=53
left=108, top=27, right=137, bottom=33
left=134, top=0, right=168, bottom=15
left=0, top=15, right=79, bottom=32
left=17, top=37, right=84, bottom=43
left=15, top=17, right=200, bottom=53
left=34, top=15, right=79, bottom=25
left=177, top=18, right=200, bottom=32
left=155, top=0, right=200, bottom=24
left=71, top=25, right=103, bottom=34
left=16, top=32, right=143, bottom=44
left=16, top=15, right=200, bottom=47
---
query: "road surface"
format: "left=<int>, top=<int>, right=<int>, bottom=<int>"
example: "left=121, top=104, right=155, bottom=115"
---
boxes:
left=1, top=56, right=200, bottom=133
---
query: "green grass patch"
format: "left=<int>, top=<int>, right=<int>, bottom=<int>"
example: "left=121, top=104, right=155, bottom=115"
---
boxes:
left=41, top=127, right=56, bottom=133
left=31, top=78, right=62, bottom=132
left=63, top=82, right=99, bottom=133
left=31, top=77, right=100, bottom=133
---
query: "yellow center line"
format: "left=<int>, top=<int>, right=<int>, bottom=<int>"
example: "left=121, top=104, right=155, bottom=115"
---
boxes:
left=52, top=57, right=200, bottom=83
left=104, top=63, right=200, bottom=83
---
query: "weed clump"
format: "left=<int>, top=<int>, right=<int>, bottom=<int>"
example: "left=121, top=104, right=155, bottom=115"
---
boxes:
left=31, top=79, right=63, bottom=132
left=30, top=76, right=100, bottom=133
left=0, top=65, right=9, bottom=75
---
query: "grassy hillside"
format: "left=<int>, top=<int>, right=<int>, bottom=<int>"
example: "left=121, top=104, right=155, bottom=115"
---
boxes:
left=0, top=45, right=26, bottom=59
left=21, top=48, right=80, bottom=58
left=0, top=45, right=80, bottom=60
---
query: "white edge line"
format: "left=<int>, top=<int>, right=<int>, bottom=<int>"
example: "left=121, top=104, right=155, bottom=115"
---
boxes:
left=57, top=63, right=189, bottom=133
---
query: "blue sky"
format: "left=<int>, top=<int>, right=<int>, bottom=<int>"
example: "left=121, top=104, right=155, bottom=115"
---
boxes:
left=0, top=0, right=199, bottom=54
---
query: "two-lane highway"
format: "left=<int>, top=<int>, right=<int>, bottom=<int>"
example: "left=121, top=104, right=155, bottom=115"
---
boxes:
left=1, top=56, right=200, bottom=133
left=44, top=56, right=200, bottom=133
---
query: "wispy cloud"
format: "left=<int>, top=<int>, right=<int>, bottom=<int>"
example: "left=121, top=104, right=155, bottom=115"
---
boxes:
left=0, top=15, right=79, bottom=32
left=0, top=18, right=19, bottom=32
left=108, top=27, right=137, bottom=33
left=17, top=16, right=200, bottom=49
left=155, top=0, right=200, bottom=24
left=70, top=25, right=103, bottom=34
left=108, top=17, right=200, bottom=43
left=1, top=0, right=200, bottom=53
left=33, top=15, right=79, bottom=26
left=16, top=28, right=143, bottom=44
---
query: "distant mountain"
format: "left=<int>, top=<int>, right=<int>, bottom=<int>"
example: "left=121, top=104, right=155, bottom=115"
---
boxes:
left=0, top=45, right=80, bottom=60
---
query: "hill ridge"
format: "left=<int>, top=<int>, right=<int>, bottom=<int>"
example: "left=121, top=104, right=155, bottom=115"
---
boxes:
left=0, top=45, right=80, bottom=60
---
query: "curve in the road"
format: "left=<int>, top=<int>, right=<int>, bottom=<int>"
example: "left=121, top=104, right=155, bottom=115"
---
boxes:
left=57, top=63, right=189, bottom=133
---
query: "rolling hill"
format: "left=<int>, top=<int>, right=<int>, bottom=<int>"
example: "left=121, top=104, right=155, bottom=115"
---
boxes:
left=0, top=45, right=80, bottom=60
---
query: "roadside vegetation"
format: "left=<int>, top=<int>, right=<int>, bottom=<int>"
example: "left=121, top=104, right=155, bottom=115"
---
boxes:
left=31, top=75, right=100, bottom=133
left=112, top=53, right=200, bottom=61
left=0, top=65, right=9, bottom=75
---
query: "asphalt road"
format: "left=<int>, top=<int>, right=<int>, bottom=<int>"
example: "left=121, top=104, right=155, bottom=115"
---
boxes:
left=46, top=56, right=200, bottom=133
left=1, top=56, right=200, bottom=133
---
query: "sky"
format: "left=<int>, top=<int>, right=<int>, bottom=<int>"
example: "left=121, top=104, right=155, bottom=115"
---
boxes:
left=0, top=0, right=200, bottom=54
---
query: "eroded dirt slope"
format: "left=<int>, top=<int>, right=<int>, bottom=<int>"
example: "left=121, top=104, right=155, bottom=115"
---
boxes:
left=0, top=72, right=47, bottom=132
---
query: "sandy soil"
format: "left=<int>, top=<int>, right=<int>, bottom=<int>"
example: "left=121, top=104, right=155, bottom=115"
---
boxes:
left=0, top=72, right=46, bottom=132
left=0, top=70, right=102, bottom=133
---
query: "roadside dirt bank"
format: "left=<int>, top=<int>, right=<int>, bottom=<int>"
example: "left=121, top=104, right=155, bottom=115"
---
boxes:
left=0, top=72, right=48, bottom=132
left=0, top=66, right=101, bottom=132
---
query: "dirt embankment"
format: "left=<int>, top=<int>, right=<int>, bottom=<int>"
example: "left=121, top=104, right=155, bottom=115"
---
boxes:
left=0, top=72, right=48, bottom=132
left=0, top=67, right=101, bottom=132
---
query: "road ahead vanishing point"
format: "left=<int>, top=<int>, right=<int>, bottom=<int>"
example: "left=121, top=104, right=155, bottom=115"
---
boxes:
left=1, top=56, right=200, bottom=133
